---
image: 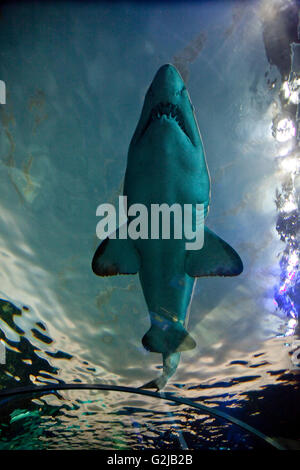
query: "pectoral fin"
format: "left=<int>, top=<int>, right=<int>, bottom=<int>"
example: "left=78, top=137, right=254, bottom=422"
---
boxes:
left=185, top=226, right=243, bottom=277
left=92, top=226, right=140, bottom=276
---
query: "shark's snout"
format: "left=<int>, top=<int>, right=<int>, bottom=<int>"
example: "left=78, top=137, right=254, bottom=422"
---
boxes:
left=130, top=63, right=202, bottom=149
left=138, top=64, right=192, bottom=142
left=151, top=64, right=184, bottom=98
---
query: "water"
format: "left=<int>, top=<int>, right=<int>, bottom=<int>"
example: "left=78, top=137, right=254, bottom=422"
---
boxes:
left=0, top=0, right=299, bottom=450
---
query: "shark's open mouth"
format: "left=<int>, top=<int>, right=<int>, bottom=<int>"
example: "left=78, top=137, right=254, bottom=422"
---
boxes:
left=141, top=102, right=190, bottom=140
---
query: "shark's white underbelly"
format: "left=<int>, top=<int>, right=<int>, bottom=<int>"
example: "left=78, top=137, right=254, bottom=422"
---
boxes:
left=136, top=238, right=196, bottom=325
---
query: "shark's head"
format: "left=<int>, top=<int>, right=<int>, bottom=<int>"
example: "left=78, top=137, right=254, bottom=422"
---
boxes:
left=129, top=64, right=205, bottom=152
left=126, top=63, right=210, bottom=212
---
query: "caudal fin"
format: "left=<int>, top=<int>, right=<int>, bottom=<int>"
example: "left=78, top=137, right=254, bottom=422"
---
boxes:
left=142, top=322, right=196, bottom=354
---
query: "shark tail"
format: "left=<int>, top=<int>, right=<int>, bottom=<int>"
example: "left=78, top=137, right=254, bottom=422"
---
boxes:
left=142, top=322, right=196, bottom=354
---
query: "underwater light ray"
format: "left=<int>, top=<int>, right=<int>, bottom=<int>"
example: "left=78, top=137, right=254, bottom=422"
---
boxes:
left=0, top=383, right=286, bottom=450
left=262, top=1, right=300, bottom=336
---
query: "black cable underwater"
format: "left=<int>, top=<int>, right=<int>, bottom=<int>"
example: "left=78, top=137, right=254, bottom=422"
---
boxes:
left=0, top=383, right=286, bottom=450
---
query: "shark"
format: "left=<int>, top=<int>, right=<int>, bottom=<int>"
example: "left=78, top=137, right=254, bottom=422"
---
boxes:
left=92, top=64, right=243, bottom=390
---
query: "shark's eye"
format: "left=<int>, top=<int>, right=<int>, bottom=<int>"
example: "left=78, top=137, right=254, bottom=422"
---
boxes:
left=176, top=86, right=186, bottom=96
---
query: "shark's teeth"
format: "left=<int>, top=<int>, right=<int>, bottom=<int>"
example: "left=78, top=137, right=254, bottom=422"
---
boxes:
left=146, top=102, right=188, bottom=138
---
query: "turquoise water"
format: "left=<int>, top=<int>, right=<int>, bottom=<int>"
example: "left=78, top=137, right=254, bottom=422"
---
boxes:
left=0, top=0, right=299, bottom=450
